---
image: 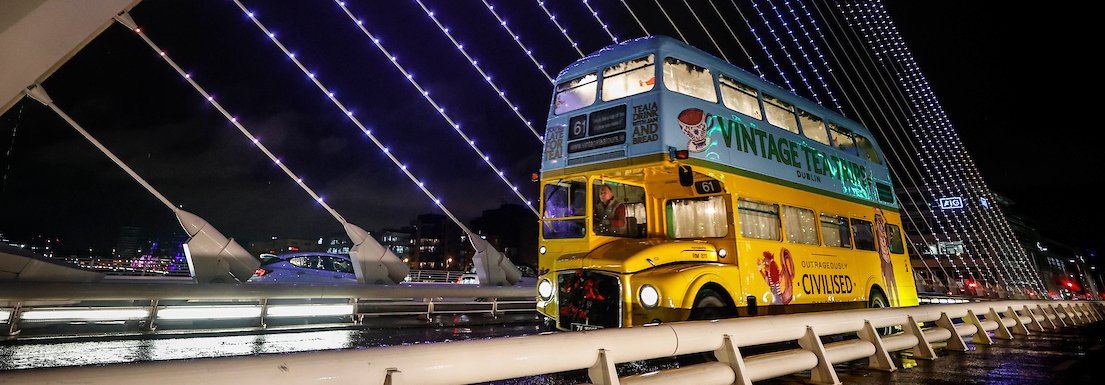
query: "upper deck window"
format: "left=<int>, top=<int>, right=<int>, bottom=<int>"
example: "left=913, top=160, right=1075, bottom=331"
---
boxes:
left=798, top=109, right=830, bottom=145
left=763, top=94, right=800, bottom=134
left=554, top=73, right=597, bottom=115
left=602, top=55, right=655, bottom=101
left=829, top=123, right=859, bottom=157
left=854, top=135, right=882, bottom=164
left=720, top=75, right=762, bottom=120
left=663, top=57, right=717, bottom=102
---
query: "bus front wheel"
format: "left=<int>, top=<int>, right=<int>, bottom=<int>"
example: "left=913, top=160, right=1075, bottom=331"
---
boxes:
left=689, top=288, right=735, bottom=321
left=868, top=289, right=894, bottom=335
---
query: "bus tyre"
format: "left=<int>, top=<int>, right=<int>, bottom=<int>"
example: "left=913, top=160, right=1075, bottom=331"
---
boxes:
left=867, top=289, right=895, bottom=335
left=689, top=288, right=735, bottom=321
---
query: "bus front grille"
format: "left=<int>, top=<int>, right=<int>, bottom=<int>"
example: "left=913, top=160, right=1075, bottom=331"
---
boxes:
left=557, top=270, right=622, bottom=330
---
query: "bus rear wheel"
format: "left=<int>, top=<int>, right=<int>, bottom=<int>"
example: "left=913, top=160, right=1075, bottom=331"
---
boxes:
left=868, top=289, right=894, bottom=335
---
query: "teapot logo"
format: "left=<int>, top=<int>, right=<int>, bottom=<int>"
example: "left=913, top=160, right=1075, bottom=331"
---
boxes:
left=678, top=108, right=709, bottom=153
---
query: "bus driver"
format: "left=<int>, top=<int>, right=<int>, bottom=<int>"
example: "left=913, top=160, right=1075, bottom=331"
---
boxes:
left=594, top=184, right=627, bottom=235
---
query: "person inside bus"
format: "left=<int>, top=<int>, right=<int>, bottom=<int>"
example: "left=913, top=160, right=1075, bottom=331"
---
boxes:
left=594, top=183, right=627, bottom=235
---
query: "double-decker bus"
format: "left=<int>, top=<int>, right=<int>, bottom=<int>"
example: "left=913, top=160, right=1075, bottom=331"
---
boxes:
left=537, top=36, right=918, bottom=331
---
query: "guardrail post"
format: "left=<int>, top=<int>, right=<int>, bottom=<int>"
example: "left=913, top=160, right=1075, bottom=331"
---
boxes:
left=1005, top=306, right=1030, bottom=335
left=350, top=298, right=359, bottom=324
left=145, top=299, right=159, bottom=332
left=1090, top=303, right=1105, bottom=321
left=383, top=368, right=402, bottom=385
left=963, top=309, right=993, bottom=345
left=491, top=298, right=499, bottom=318
left=714, top=334, right=753, bottom=385
left=1047, top=304, right=1069, bottom=327
left=1022, top=305, right=1046, bottom=331
left=425, top=298, right=435, bottom=321
left=856, top=320, right=896, bottom=372
left=797, top=327, right=841, bottom=385
left=936, top=312, right=971, bottom=351
left=1084, top=303, right=1103, bottom=322
left=587, top=349, right=620, bottom=385
left=1055, top=304, right=1076, bottom=325
left=985, top=307, right=1013, bottom=340
left=5, top=302, right=21, bottom=337
left=904, top=315, right=937, bottom=360
left=1074, top=304, right=1093, bottom=323
left=1034, top=304, right=1057, bottom=329
left=259, top=298, right=268, bottom=329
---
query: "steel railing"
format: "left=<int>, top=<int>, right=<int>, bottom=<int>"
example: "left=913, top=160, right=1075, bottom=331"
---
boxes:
left=0, top=299, right=1098, bottom=384
left=1, top=282, right=534, bottom=337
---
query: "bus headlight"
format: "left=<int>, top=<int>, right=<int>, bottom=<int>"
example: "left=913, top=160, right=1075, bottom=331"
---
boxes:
left=718, top=248, right=727, bottom=258
left=639, top=285, right=660, bottom=309
left=538, top=279, right=554, bottom=301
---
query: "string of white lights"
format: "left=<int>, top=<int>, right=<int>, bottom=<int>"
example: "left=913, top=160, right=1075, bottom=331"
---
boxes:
left=481, top=0, right=554, bottom=83
left=839, top=2, right=1024, bottom=292
left=857, top=3, right=1043, bottom=292
left=581, top=0, right=618, bottom=43
left=410, top=0, right=543, bottom=142
left=853, top=3, right=1028, bottom=292
left=778, top=0, right=841, bottom=111
left=843, top=3, right=997, bottom=288
left=330, top=0, right=538, bottom=216
left=727, top=0, right=796, bottom=93
left=652, top=0, right=689, bottom=43
left=535, top=0, right=585, bottom=57
left=749, top=0, right=822, bottom=104
left=706, top=0, right=765, bottom=79
left=114, top=14, right=348, bottom=225
left=618, top=0, right=650, bottom=36
left=231, top=0, right=518, bottom=231
left=816, top=0, right=979, bottom=291
left=679, top=0, right=730, bottom=63
left=798, top=0, right=956, bottom=292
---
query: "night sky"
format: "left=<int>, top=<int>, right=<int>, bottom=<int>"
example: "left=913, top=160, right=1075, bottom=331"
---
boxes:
left=1, top=1, right=1100, bottom=253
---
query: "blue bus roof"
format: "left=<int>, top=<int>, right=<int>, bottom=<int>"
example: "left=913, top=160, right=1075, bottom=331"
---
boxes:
left=556, top=36, right=877, bottom=142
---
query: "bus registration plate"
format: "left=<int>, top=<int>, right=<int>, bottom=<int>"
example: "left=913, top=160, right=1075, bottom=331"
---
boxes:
left=571, top=323, right=604, bottom=331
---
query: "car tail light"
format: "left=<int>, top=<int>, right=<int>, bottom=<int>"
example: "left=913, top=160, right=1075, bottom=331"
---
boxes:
left=254, top=268, right=271, bottom=277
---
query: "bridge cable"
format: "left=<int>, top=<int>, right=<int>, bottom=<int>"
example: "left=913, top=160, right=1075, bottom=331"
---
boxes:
left=748, top=0, right=822, bottom=104
left=481, top=0, right=554, bottom=83
left=535, top=1, right=586, bottom=57
left=726, top=0, right=797, bottom=93
left=618, top=0, right=650, bottom=36
left=411, top=0, right=544, bottom=142
left=231, top=0, right=511, bottom=232
left=329, top=0, right=539, bottom=216
left=581, top=0, right=618, bottom=43
left=652, top=0, right=689, bottom=43
left=21, top=85, right=177, bottom=213
left=679, top=0, right=731, bottom=63
left=113, top=15, right=349, bottom=226
left=776, top=0, right=842, bottom=111
left=705, top=0, right=766, bottom=79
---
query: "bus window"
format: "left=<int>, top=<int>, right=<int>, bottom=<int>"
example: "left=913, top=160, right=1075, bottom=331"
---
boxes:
left=854, top=135, right=882, bottom=164
left=850, top=218, right=877, bottom=251
left=782, top=205, right=819, bottom=245
left=542, top=178, right=587, bottom=239
left=667, top=196, right=728, bottom=238
left=820, top=214, right=851, bottom=248
left=593, top=181, right=646, bottom=237
left=763, top=94, right=800, bottom=134
left=662, top=57, right=717, bottom=102
left=602, top=55, right=655, bottom=101
left=829, top=123, right=859, bottom=157
left=798, top=109, right=830, bottom=145
left=738, top=198, right=780, bottom=240
left=720, top=75, right=762, bottom=120
left=554, top=73, right=597, bottom=115
left=886, top=224, right=905, bottom=254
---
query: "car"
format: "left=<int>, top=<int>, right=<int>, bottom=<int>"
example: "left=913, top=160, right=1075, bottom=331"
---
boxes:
left=248, top=252, right=357, bottom=283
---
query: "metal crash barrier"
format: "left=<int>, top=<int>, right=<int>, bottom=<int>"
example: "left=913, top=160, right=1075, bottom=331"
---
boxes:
left=0, top=300, right=1099, bottom=384
left=1, top=282, right=534, bottom=337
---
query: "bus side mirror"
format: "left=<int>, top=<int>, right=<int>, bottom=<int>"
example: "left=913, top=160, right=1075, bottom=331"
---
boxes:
left=678, top=165, right=693, bottom=187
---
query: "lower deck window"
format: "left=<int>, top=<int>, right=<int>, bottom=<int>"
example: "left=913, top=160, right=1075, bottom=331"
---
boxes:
left=820, top=214, right=851, bottom=248
left=738, top=198, right=780, bottom=240
left=782, top=205, right=819, bottom=245
left=667, top=196, right=728, bottom=238
left=851, top=218, right=876, bottom=251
